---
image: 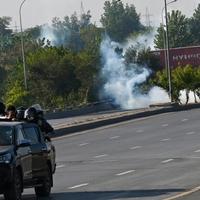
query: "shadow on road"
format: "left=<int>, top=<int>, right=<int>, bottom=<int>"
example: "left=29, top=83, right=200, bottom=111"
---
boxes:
left=18, top=189, right=186, bottom=200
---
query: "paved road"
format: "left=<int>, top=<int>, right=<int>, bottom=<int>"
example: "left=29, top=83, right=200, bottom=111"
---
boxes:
left=1, top=108, right=200, bottom=200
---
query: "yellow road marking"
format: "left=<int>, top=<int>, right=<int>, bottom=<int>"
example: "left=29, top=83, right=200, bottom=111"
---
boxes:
left=163, top=186, right=200, bottom=200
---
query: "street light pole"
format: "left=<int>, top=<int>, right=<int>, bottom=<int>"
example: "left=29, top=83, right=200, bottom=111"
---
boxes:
left=19, top=0, right=27, bottom=90
left=161, top=0, right=177, bottom=90
left=164, top=0, right=173, bottom=102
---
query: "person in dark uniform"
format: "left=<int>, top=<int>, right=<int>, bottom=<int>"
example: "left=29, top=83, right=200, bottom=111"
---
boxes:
left=16, top=106, right=26, bottom=121
left=0, top=102, right=6, bottom=117
left=26, top=107, right=54, bottom=138
left=6, top=105, right=17, bottom=121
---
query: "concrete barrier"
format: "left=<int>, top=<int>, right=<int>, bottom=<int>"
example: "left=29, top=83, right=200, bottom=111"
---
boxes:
left=45, top=101, right=116, bottom=120
left=51, top=103, right=200, bottom=138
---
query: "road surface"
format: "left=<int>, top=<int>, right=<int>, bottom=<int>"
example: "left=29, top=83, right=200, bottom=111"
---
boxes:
left=1, top=108, right=200, bottom=200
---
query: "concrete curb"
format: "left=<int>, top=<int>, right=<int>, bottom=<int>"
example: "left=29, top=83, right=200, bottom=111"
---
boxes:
left=51, top=103, right=200, bottom=138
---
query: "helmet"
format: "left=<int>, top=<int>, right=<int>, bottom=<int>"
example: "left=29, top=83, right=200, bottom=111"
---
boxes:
left=26, top=107, right=37, bottom=121
left=0, top=102, right=5, bottom=116
left=16, top=106, right=26, bottom=120
left=32, top=104, right=44, bottom=118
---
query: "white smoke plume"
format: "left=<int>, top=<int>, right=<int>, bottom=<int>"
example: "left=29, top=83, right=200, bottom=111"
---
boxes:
left=40, top=24, right=71, bottom=47
left=100, top=36, right=170, bottom=110
left=180, top=90, right=200, bottom=104
left=123, top=30, right=156, bottom=52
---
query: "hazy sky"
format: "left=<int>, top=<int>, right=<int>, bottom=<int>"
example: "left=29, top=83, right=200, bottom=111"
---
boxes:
left=1, top=0, right=199, bottom=29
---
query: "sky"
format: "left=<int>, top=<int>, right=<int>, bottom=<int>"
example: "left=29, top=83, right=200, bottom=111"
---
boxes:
left=0, top=0, right=199, bottom=30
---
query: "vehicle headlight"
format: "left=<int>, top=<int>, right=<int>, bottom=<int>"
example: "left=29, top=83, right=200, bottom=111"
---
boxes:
left=0, top=153, right=12, bottom=164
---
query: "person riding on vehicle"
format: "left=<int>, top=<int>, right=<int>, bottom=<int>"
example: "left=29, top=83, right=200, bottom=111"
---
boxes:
left=26, top=107, right=54, bottom=137
left=16, top=106, right=26, bottom=120
left=0, top=102, right=6, bottom=118
left=6, top=105, right=17, bottom=121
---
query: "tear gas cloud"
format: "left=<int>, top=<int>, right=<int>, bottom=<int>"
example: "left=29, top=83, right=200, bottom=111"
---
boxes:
left=180, top=90, right=200, bottom=104
left=123, top=31, right=156, bottom=52
left=39, top=23, right=197, bottom=107
left=40, top=24, right=71, bottom=47
left=100, top=36, right=170, bottom=110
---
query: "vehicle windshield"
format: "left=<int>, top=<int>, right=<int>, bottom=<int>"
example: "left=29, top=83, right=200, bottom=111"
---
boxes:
left=0, top=126, right=13, bottom=146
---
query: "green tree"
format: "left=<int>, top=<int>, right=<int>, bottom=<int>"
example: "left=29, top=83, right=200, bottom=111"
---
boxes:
left=190, top=4, right=200, bottom=45
left=26, top=47, right=80, bottom=108
left=52, top=12, right=88, bottom=51
left=124, top=46, right=160, bottom=71
left=173, top=65, right=200, bottom=104
left=154, top=10, right=191, bottom=49
left=80, top=10, right=92, bottom=28
left=0, top=16, right=12, bottom=36
left=100, top=0, right=142, bottom=42
left=2, top=62, right=30, bottom=107
left=4, top=80, right=29, bottom=106
left=0, top=16, right=13, bottom=51
left=80, top=25, right=102, bottom=55
left=74, top=51, right=98, bottom=103
left=153, top=66, right=200, bottom=104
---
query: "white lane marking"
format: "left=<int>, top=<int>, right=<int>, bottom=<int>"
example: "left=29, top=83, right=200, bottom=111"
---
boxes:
left=182, top=119, right=188, bottom=122
left=92, top=160, right=118, bottom=163
left=160, top=138, right=171, bottom=142
left=116, top=170, right=135, bottom=176
left=162, top=185, right=200, bottom=200
left=194, top=149, right=200, bottom=153
left=53, top=112, right=173, bottom=141
left=79, top=143, right=89, bottom=146
left=110, top=136, right=120, bottom=139
left=56, top=164, right=65, bottom=169
left=161, top=159, right=174, bottom=163
left=94, top=154, right=108, bottom=158
left=136, top=130, right=144, bottom=133
left=162, top=124, right=169, bottom=127
left=191, top=156, right=200, bottom=159
left=186, top=131, right=195, bottom=135
left=130, top=146, right=142, bottom=150
left=68, top=183, right=89, bottom=189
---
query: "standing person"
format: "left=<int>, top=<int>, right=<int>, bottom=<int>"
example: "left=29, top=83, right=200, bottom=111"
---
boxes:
left=6, top=105, right=17, bottom=121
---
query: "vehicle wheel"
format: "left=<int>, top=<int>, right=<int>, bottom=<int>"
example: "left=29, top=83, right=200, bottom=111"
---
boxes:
left=35, top=167, right=52, bottom=197
left=4, top=170, right=22, bottom=200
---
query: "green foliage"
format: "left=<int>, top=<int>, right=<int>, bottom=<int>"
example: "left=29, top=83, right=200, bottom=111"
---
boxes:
left=26, top=47, right=79, bottom=108
left=100, top=0, right=143, bottom=42
left=124, top=46, right=160, bottom=71
left=0, top=67, right=7, bottom=97
left=190, top=4, right=200, bottom=45
left=2, top=63, right=31, bottom=107
left=153, top=66, right=200, bottom=104
left=49, top=11, right=92, bottom=51
left=80, top=25, right=103, bottom=55
left=0, top=16, right=12, bottom=37
left=154, top=10, right=191, bottom=49
left=1, top=4, right=200, bottom=109
left=74, top=51, right=98, bottom=103
left=4, top=80, right=29, bottom=107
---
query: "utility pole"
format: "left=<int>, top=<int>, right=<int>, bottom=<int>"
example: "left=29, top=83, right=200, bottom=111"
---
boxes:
left=80, top=1, right=85, bottom=16
left=144, top=7, right=153, bottom=28
left=19, top=0, right=28, bottom=90
left=164, top=0, right=172, bottom=102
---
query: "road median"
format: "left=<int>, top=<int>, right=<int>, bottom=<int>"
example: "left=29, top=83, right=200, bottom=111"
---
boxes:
left=51, top=103, right=200, bottom=138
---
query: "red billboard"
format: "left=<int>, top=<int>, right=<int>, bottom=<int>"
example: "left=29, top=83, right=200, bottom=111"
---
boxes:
left=152, top=46, right=200, bottom=68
